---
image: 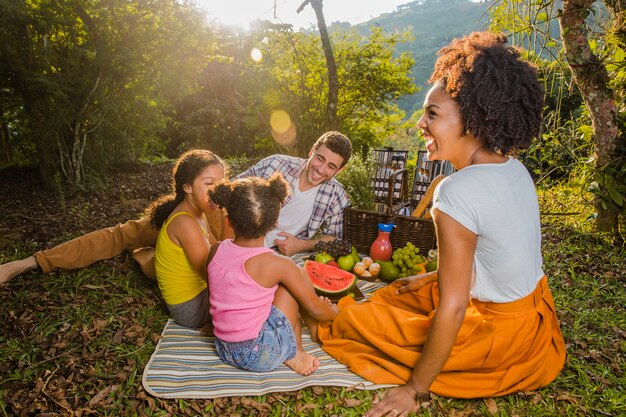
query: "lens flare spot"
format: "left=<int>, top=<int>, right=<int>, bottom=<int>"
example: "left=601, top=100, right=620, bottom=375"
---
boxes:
left=270, top=110, right=291, bottom=133
left=272, top=122, right=297, bottom=147
left=250, top=48, right=263, bottom=63
left=270, top=110, right=296, bottom=146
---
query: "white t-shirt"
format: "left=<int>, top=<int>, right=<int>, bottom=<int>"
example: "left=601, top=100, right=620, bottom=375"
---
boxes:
left=431, top=157, right=543, bottom=302
left=264, top=184, right=320, bottom=248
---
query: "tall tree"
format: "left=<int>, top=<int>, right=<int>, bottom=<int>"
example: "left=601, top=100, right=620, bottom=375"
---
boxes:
left=490, top=0, right=625, bottom=238
left=297, top=0, right=339, bottom=130
left=558, top=0, right=623, bottom=235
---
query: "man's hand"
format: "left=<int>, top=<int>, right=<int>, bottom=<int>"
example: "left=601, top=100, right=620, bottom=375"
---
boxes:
left=273, top=232, right=309, bottom=256
left=394, top=271, right=437, bottom=295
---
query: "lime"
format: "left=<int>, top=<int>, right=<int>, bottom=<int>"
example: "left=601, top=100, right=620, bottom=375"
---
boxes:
left=425, top=259, right=438, bottom=272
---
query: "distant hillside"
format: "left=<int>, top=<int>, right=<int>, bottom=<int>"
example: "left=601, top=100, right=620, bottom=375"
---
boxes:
left=330, top=0, right=493, bottom=115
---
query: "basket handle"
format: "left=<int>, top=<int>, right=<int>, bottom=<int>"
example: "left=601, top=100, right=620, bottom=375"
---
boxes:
left=411, top=174, right=445, bottom=218
left=384, top=168, right=407, bottom=213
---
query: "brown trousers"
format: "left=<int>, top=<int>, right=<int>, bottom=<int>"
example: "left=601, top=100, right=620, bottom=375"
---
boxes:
left=34, top=208, right=226, bottom=279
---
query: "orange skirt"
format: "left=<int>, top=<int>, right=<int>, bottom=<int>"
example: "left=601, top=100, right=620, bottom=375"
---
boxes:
left=317, top=276, right=566, bottom=398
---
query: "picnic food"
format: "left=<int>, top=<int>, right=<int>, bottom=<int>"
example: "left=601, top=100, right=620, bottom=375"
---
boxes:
left=327, top=260, right=341, bottom=269
left=350, top=246, right=361, bottom=264
left=426, top=259, right=438, bottom=272
left=305, top=260, right=357, bottom=295
left=314, top=252, right=334, bottom=264
left=353, top=262, right=366, bottom=275
left=411, top=174, right=445, bottom=218
left=370, top=223, right=394, bottom=261
left=391, top=242, right=428, bottom=278
left=352, top=260, right=380, bottom=278
left=368, top=262, right=381, bottom=276
left=314, top=239, right=353, bottom=258
left=378, top=261, right=400, bottom=282
left=337, top=254, right=356, bottom=271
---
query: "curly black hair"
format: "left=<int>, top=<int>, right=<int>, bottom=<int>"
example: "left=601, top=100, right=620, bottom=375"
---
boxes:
left=430, top=31, right=544, bottom=154
left=208, top=173, right=289, bottom=239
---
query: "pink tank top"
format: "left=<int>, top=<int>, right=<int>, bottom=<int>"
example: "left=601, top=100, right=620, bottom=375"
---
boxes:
left=208, top=239, right=276, bottom=342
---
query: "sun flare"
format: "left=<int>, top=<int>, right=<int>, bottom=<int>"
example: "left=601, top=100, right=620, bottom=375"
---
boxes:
left=196, top=0, right=278, bottom=28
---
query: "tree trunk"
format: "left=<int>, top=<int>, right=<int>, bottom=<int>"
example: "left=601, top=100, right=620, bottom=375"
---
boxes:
left=558, top=0, right=622, bottom=235
left=298, top=0, right=339, bottom=131
left=0, top=122, right=12, bottom=165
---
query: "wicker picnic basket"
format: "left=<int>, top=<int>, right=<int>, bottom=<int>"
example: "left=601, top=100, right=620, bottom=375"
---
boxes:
left=343, top=207, right=437, bottom=256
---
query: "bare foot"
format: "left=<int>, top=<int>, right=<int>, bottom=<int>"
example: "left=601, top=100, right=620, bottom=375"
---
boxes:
left=0, top=256, right=38, bottom=286
left=132, top=247, right=156, bottom=280
left=319, top=295, right=333, bottom=304
left=305, top=318, right=320, bottom=342
left=284, top=350, right=320, bottom=376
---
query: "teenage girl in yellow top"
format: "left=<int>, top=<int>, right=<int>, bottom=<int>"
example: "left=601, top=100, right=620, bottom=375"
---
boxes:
left=147, top=149, right=231, bottom=328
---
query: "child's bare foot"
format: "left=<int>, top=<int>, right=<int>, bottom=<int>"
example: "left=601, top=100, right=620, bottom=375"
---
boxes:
left=284, top=350, right=320, bottom=376
left=319, top=295, right=333, bottom=304
left=0, top=256, right=38, bottom=286
left=306, top=319, right=320, bottom=342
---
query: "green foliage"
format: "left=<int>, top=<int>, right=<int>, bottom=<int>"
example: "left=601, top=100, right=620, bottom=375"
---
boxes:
left=581, top=143, right=626, bottom=211
left=223, top=155, right=257, bottom=177
left=336, top=151, right=376, bottom=211
left=382, top=110, right=425, bottom=161
left=247, top=26, right=416, bottom=157
left=0, top=0, right=217, bottom=187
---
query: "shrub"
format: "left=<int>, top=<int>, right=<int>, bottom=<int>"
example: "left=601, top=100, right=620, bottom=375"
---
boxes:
left=336, top=151, right=376, bottom=210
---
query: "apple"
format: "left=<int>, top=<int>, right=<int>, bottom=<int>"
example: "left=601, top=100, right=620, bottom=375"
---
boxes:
left=314, top=252, right=334, bottom=264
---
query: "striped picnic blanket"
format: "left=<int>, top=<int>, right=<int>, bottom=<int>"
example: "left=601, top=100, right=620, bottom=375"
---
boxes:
left=142, top=280, right=393, bottom=399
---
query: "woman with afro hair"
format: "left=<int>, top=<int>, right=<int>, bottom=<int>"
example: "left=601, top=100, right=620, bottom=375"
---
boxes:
left=317, top=32, right=566, bottom=415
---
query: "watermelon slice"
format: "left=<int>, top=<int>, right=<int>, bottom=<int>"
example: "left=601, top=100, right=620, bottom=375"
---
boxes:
left=304, top=260, right=356, bottom=295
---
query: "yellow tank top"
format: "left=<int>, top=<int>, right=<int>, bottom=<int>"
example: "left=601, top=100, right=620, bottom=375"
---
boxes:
left=155, top=211, right=209, bottom=305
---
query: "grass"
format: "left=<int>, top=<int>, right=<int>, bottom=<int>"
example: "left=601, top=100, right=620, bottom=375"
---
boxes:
left=0, top=183, right=625, bottom=416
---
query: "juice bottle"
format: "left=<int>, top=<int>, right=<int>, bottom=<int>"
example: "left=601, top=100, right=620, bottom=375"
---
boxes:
left=370, top=223, right=394, bottom=261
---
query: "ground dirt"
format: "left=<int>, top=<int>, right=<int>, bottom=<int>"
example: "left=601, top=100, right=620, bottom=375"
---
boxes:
left=0, top=163, right=171, bottom=262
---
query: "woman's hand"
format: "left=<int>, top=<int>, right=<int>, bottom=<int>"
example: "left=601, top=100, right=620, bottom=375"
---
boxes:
left=364, top=385, right=426, bottom=417
left=394, top=271, right=437, bottom=295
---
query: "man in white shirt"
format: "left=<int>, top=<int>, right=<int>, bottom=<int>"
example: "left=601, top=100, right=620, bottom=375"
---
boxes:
left=236, top=131, right=352, bottom=256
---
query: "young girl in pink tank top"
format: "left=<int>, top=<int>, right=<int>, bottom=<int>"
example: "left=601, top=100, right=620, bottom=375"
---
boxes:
left=207, top=173, right=338, bottom=376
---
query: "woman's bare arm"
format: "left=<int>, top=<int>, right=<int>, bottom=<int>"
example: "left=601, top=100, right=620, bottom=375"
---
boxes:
left=365, top=208, right=476, bottom=417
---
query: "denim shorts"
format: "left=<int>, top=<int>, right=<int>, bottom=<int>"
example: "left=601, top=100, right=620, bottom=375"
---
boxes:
left=215, top=305, right=297, bottom=372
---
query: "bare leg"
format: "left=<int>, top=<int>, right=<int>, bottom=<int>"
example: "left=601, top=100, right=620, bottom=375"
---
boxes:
left=273, top=285, right=320, bottom=376
left=0, top=256, right=39, bottom=286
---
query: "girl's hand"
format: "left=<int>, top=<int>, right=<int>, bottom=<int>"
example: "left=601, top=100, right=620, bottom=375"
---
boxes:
left=394, top=271, right=437, bottom=295
left=364, top=385, right=425, bottom=417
